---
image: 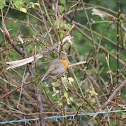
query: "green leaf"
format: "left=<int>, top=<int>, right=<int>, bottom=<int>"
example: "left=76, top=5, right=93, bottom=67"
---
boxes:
left=52, top=82, right=60, bottom=87
left=121, top=112, right=126, bottom=119
left=67, top=98, right=71, bottom=105
left=59, top=5, right=64, bottom=12
left=34, top=3, right=40, bottom=7
left=30, top=2, right=34, bottom=8
left=64, top=43, right=71, bottom=49
left=60, top=32, right=64, bottom=39
left=20, top=8, right=27, bottom=13
left=0, top=0, right=5, bottom=9
left=52, top=87, right=56, bottom=92
left=64, top=92, right=68, bottom=98
left=90, top=99, right=96, bottom=104
left=69, top=97, right=74, bottom=102
left=12, top=0, right=17, bottom=2
left=89, top=90, right=98, bottom=96
left=13, top=0, right=23, bottom=9
left=56, top=90, right=59, bottom=94
left=52, top=93, right=56, bottom=96
left=54, top=21, right=60, bottom=26
left=57, top=101, right=62, bottom=106
left=119, top=13, right=125, bottom=18
left=52, top=90, right=59, bottom=96
left=60, top=0, right=66, bottom=5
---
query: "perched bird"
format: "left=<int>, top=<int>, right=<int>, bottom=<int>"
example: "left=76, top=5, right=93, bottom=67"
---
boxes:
left=41, top=54, right=68, bottom=82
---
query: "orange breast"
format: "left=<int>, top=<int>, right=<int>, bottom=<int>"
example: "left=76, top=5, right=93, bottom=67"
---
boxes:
left=59, top=58, right=68, bottom=70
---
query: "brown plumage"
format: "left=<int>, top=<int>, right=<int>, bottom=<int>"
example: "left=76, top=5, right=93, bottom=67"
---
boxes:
left=41, top=54, right=68, bottom=82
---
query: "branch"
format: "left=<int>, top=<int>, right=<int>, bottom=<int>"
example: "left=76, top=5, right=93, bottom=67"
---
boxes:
left=1, top=15, right=45, bottom=125
left=101, top=80, right=126, bottom=109
left=64, top=16, right=125, bottom=66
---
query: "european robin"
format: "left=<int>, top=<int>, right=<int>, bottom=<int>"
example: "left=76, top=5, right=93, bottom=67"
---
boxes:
left=41, top=54, right=68, bottom=81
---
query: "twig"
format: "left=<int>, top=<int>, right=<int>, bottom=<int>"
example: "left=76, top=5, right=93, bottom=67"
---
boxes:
left=38, top=1, right=53, bottom=45
left=101, top=80, right=126, bottom=109
left=17, top=68, right=27, bottom=108
left=68, top=61, right=86, bottom=68
left=0, top=81, right=32, bottom=100
left=64, top=15, right=125, bottom=65
left=116, top=0, right=121, bottom=84
left=1, top=14, right=45, bottom=125
left=81, top=0, right=95, bottom=46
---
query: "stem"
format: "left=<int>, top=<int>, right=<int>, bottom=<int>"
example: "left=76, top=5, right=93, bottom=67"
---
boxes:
left=116, top=0, right=121, bottom=84
left=81, top=0, right=95, bottom=46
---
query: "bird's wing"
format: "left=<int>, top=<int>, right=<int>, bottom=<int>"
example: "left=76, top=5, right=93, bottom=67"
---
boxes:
left=41, top=61, right=62, bottom=82
left=47, top=61, right=62, bottom=73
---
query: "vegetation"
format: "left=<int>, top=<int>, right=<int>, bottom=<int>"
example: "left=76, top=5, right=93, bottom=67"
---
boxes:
left=0, top=0, right=126, bottom=125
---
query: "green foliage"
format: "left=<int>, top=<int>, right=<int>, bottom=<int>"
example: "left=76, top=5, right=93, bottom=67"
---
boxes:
left=60, top=0, right=66, bottom=5
left=11, top=0, right=40, bottom=13
left=12, top=0, right=23, bottom=9
left=29, top=2, right=40, bottom=8
left=0, top=0, right=126, bottom=125
left=0, top=0, right=5, bottom=9
left=54, top=20, right=72, bottom=39
left=59, top=5, right=64, bottom=12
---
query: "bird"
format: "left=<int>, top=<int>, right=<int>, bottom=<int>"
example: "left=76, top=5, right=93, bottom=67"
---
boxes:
left=41, top=53, right=68, bottom=82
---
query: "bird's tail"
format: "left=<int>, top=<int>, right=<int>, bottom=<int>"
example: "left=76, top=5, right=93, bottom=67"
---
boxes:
left=40, top=71, right=49, bottom=82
